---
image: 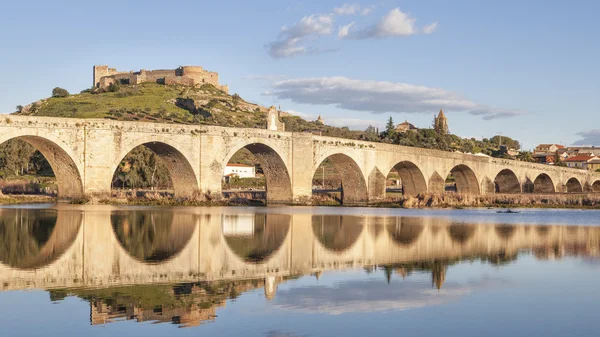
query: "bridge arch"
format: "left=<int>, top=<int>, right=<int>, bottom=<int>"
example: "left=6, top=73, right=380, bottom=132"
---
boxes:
left=314, top=153, right=368, bottom=204
left=111, top=136, right=199, bottom=197
left=111, top=211, right=197, bottom=263
left=566, top=177, right=583, bottom=193
left=312, top=215, right=364, bottom=252
left=535, top=174, right=558, bottom=193
left=385, top=161, right=427, bottom=196
left=593, top=180, right=600, bottom=192
left=494, top=169, right=521, bottom=193
left=0, top=135, right=84, bottom=198
left=0, top=209, right=82, bottom=270
left=222, top=214, right=291, bottom=263
left=445, top=165, right=480, bottom=194
left=222, top=142, right=292, bottom=203
left=386, top=217, right=424, bottom=246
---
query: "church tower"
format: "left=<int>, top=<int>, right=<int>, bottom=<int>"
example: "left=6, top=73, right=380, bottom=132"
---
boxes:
left=434, top=109, right=449, bottom=134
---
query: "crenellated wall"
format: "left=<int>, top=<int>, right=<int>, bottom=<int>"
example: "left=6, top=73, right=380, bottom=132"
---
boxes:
left=93, top=65, right=228, bottom=92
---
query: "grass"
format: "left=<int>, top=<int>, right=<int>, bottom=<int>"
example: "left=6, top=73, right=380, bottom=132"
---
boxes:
left=16, top=83, right=266, bottom=127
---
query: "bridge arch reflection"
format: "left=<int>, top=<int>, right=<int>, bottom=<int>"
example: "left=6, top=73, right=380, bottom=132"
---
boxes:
left=448, top=223, right=475, bottom=245
left=0, top=208, right=82, bottom=269
left=222, top=213, right=291, bottom=263
left=312, top=215, right=364, bottom=252
left=386, top=217, right=424, bottom=246
left=111, top=211, right=197, bottom=263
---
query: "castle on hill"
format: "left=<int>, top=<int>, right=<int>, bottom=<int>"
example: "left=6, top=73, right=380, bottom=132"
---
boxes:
left=93, top=65, right=229, bottom=93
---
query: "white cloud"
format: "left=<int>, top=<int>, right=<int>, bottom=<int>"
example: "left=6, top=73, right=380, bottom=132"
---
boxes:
left=338, top=22, right=355, bottom=38
left=360, top=7, right=373, bottom=15
left=334, top=4, right=361, bottom=15
left=333, top=4, right=373, bottom=16
left=267, top=14, right=334, bottom=58
left=266, top=76, right=525, bottom=120
left=423, top=22, right=438, bottom=34
left=574, top=130, right=600, bottom=145
left=274, top=277, right=503, bottom=315
left=340, top=8, right=437, bottom=39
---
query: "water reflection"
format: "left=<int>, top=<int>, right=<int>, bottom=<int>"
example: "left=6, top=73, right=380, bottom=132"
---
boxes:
left=312, top=215, right=363, bottom=251
left=111, top=211, right=196, bottom=262
left=2, top=207, right=600, bottom=328
left=386, top=217, right=424, bottom=245
left=0, top=208, right=81, bottom=269
left=223, top=214, right=291, bottom=263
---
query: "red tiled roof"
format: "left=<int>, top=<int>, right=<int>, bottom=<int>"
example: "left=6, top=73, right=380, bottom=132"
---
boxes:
left=536, top=144, right=564, bottom=148
left=564, top=155, right=597, bottom=162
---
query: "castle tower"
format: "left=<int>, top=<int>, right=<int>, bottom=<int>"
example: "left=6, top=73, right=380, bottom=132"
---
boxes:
left=315, top=115, right=324, bottom=125
left=434, top=109, right=449, bottom=134
left=266, top=106, right=285, bottom=131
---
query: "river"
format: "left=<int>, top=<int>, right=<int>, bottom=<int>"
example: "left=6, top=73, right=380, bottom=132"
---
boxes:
left=1, top=204, right=599, bottom=336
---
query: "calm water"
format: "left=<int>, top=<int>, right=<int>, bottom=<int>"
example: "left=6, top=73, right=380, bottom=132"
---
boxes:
left=1, top=205, right=600, bottom=337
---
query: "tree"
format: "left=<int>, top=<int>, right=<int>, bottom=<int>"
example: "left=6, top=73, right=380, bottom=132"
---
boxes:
left=51, top=87, right=69, bottom=98
left=384, top=117, right=396, bottom=139
left=15, top=105, right=23, bottom=113
left=516, top=151, right=535, bottom=162
left=232, top=93, right=241, bottom=103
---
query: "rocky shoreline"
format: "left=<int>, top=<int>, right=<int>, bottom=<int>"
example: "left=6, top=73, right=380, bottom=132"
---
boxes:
left=2, top=191, right=600, bottom=209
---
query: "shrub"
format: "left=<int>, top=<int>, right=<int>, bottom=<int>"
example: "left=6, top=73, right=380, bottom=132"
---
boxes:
left=108, top=82, right=120, bottom=93
left=52, top=87, right=69, bottom=98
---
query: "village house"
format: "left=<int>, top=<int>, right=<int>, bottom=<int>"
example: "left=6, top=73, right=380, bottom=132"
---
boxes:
left=564, top=155, right=599, bottom=170
left=557, top=146, right=600, bottom=159
left=395, top=120, right=418, bottom=133
left=533, top=144, right=565, bottom=164
left=223, top=163, right=256, bottom=182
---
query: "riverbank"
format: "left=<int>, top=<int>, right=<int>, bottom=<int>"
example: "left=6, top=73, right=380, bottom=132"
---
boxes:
left=2, top=191, right=600, bottom=209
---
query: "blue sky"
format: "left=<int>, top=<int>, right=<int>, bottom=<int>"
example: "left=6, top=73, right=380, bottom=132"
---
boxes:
left=1, top=0, right=599, bottom=149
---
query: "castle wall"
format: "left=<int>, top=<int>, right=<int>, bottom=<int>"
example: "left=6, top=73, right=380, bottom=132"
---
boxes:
left=94, top=65, right=228, bottom=92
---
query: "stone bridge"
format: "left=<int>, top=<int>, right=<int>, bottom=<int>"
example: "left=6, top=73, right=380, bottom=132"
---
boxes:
left=1, top=116, right=599, bottom=203
left=1, top=206, right=599, bottom=292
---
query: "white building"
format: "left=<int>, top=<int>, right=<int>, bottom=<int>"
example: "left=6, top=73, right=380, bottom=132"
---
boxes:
left=222, top=214, right=255, bottom=236
left=224, top=163, right=256, bottom=178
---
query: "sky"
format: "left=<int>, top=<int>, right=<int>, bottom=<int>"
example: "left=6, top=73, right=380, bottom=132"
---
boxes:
left=1, top=0, right=599, bottom=150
